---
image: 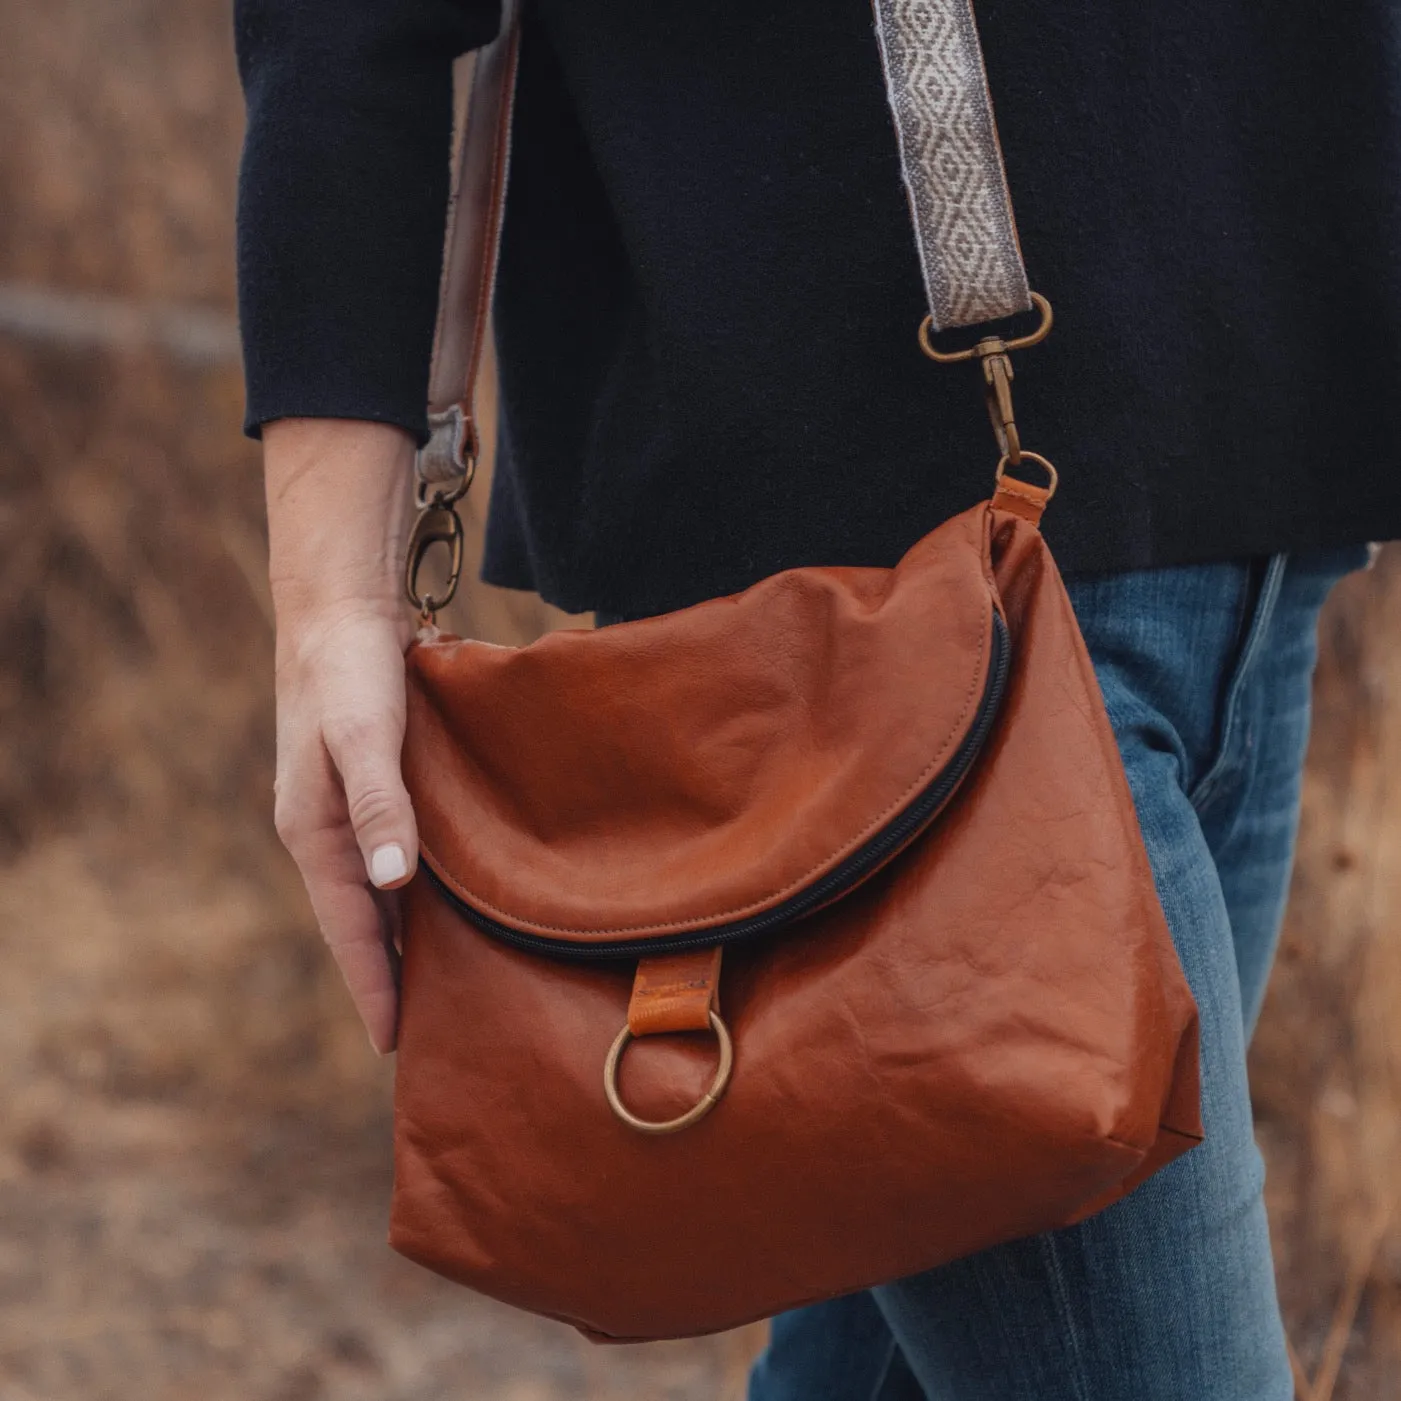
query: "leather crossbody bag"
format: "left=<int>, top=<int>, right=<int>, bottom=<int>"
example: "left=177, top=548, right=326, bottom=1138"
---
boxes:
left=390, top=0, right=1203, bottom=1343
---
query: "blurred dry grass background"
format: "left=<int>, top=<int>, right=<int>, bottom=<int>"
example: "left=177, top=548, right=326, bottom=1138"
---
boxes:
left=0, top=1, right=1397, bottom=1398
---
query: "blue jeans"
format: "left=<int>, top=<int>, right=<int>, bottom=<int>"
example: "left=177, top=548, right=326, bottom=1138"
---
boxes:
left=747, top=546, right=1367, bottom=1401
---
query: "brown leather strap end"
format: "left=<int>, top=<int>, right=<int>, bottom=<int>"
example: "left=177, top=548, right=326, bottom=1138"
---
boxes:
left=627, top=947, right=723, bottom=1037
left=991, top=477, right=1052, bottom=528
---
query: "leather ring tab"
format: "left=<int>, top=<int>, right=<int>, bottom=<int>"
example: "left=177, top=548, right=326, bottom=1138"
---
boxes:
left=627, top=946, right=723, bottom=1037
left=991, top=450, right=1057, bottom=528
left=603, top=1010, right=734, bottom=1136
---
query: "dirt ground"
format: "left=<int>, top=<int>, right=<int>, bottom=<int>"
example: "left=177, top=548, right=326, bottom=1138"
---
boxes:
left=2, top=1, right=1400, bottom=1398
left=0, top=839, right=757, bottom=1401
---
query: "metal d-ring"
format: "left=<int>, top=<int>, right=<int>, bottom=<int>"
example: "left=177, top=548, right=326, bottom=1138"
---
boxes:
left=917, top=292, right=1054, bottom=364
left=917, top=294, right=1054, bottom=467
left=603, top=1010, right=734, bottom=1136
left=995, top=448, right=1059, bottom=500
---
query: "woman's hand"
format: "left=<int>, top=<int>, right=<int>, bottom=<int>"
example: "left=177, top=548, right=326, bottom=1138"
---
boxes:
left=263, top=418, right=422, bottom=1053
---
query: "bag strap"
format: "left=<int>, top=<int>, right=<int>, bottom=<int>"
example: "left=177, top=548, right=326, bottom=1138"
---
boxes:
left=870, top=0, right=1055, bottom=498
left=415, top=0, right=520, bottom=500
left=409, top=0, right=1053, bottom=617
left=870, top=0, right=1029, bottom=332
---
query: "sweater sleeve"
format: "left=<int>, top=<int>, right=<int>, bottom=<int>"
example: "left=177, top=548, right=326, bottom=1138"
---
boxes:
left=234, top=0, right=502, bottom=441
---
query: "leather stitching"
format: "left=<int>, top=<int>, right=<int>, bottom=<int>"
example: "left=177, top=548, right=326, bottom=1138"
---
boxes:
left=993, top=478, right=1044, bottom=504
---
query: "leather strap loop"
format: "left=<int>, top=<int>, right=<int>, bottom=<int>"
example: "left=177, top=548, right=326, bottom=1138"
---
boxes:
left=419, top=0, right=520, bottom=492
left=991, top=451, right=1058, bottom=529
left=626, top=946, right=723, bottom=1038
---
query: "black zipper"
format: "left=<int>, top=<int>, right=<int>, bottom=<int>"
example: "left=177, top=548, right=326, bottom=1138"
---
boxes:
left=424, top=611, right=1010, bottom=962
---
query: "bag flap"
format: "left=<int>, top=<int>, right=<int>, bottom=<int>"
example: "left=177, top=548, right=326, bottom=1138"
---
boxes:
left=404, top=504, right=999, bottom=947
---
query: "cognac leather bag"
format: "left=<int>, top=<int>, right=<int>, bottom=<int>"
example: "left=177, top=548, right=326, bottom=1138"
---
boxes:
left=389, top=0, right=1203, bottom=1342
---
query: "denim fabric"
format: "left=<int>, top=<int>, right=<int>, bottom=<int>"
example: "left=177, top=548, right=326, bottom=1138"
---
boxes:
left=746, top=545, right=1368, bottom=1401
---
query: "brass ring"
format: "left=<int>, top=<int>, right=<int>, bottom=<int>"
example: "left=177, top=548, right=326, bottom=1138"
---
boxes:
left=603, top=1010, right=734, bottom=1136
left=995, top=449, right=1059, bottom=499
left=919, top=291, right=1054, bottom=363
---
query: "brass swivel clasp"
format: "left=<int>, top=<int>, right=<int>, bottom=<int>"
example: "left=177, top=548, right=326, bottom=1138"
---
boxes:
left=918, top=291, right=1054, bottom=470
left=406, top=404, right=478, bottom=625
left=979, top=347, right=1021, bottom=463
left=405, top=495, right=466, bottom=627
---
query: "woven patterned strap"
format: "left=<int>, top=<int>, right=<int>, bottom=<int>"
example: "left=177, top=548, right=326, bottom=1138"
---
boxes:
left=871, top=0, right=1031, bottom=331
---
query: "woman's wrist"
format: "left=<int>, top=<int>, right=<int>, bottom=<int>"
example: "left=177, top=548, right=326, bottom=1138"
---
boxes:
left=263, top=417, right=417, bottom=634
left=259, top=416, right=421, bottom=1055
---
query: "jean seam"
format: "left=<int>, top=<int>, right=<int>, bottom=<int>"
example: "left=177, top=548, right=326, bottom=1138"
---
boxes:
left=1188, top=553, right=1288, bottom=813
left=1038, top=1233, right=1093, bottom=1401
left=867, top=1335, right=908, bottom=1401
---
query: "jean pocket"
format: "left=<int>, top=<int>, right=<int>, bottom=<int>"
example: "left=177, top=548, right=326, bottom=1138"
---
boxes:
left=1186, top=553, right=1289, bottom=813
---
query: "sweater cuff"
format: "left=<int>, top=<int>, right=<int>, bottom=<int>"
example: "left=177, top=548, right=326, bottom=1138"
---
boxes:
left=234, top=0, right=502, bottom=447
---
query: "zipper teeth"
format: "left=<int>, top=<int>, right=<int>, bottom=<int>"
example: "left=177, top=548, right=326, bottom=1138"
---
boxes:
left=425, top=613, right=1010, bottom=962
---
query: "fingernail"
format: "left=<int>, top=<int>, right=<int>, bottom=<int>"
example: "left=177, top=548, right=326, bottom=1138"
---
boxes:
left=369, top=843, right=409, bottom=888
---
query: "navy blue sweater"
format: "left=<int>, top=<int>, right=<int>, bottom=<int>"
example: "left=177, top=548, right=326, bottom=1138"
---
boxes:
left=236, top=0, right=1401, bottom=616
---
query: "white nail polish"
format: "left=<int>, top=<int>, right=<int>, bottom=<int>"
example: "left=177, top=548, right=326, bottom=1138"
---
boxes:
left=370, top=843, right=409, bottom=888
